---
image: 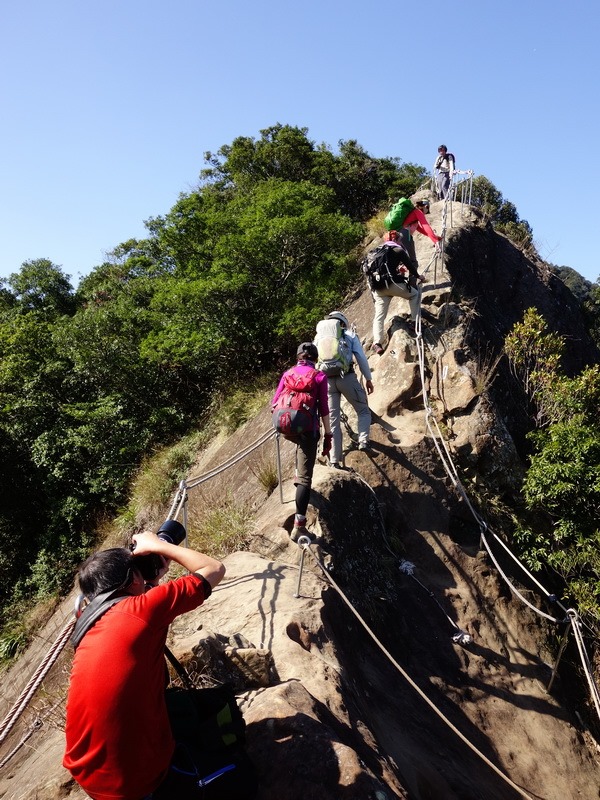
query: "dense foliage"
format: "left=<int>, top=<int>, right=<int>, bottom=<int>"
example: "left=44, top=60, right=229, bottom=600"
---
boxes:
left=506, top=309, right=600, bottom=625
left=470, top=175, right=534, bottom=251
left=0, top=125, right=425, bottom=620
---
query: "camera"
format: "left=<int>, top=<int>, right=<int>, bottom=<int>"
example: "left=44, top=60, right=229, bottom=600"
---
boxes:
left=132, top=519, right=187, bottom=581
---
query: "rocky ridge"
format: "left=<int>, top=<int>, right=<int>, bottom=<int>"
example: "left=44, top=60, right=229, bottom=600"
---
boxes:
left=1, top=198, right=599, bottom=799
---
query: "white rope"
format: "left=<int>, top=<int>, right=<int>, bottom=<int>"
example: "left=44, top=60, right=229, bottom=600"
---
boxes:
left=0, top=618, right=75, bottom=747
left=306, top=544, right=534, bottom=800
left=419, top=249, right=441, bottom=279
left=415, top=310, right=568, bottom=625
left=350, top=465, right=470, bottom=638
left=489, top=531, right=569, bottom=616
left=409, top=239, right=600, bottom=718
left=186, top=429, right=275, bottom=489
left=0, top=427, right=277, bottom=761
left=0, top=717, right=43, bottom=770
left=411, top=258, right=568, bottom=621
left=569, top=611, right=600, bottom=719
left=480, top=533, right=561, bottom=624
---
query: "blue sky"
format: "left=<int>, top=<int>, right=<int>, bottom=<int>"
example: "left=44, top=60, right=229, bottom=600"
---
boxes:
left=2, top=0, right=599, bottom=286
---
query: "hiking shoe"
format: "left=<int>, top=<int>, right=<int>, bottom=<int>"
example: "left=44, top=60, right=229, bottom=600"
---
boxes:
left=291, top=525, right=315, bottom=543
left=372, top=342, right=384, bottom=355
left=290, top=525, right=307, bottom=542
left=358, top=441, right=372, bottom=452
left=330, top=461, right=342, bottom=469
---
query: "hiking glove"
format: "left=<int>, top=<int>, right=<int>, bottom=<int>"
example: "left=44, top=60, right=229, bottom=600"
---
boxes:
left=322, top=434, right=333, bottom=457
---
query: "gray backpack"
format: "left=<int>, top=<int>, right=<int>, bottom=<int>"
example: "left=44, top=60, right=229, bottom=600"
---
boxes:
left=315, top=319, right=351, bottom=377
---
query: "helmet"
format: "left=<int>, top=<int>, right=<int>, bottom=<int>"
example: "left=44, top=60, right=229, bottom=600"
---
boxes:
left=297, top=342, right=318, bottom=361
left=328, top=311, right=349, bottom=328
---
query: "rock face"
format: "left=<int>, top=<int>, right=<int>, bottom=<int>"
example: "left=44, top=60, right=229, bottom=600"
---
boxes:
left=2, top=199, right=600, bottom=800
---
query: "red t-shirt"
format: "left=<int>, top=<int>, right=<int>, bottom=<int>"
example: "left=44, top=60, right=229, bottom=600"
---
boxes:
left=63, top=573, right=209, bottom=800
left=403, top=207, right=441, bottom=244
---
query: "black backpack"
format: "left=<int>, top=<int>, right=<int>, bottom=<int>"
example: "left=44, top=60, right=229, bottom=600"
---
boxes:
left=361, top=245, right=395, bottom=290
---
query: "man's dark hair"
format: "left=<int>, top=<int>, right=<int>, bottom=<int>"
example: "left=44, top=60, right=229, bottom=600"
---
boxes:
left=78, top=547, right=135, bottom=600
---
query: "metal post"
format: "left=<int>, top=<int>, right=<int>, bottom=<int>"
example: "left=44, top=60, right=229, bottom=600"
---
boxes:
left=547, top=619, right=572, bottom=692
left=293, top=536, right=312, bottom=598
left=181, top=482, right=189, bottom=547
left=275, top=433, right=284, bottom=504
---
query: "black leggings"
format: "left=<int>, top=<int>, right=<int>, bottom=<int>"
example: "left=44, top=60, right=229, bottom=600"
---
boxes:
left=295, top=483, right=311, bottom=517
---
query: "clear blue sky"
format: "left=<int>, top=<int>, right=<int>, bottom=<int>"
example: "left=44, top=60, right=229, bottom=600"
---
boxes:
left=2, top=0, right=599, bottom=286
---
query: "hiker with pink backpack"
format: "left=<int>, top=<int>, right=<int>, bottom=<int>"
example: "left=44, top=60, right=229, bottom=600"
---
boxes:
left=271, top=342, right=332, bottom=542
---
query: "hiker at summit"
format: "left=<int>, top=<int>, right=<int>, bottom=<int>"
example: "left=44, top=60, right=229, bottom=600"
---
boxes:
left=63, top=531, right=233, bottom=800
left=271, top=342, right=332, bottom=541
left=371, top=230, right=423, bottom=354
left=314, top=311, right=373, bottom=467
left=434, top=144, right=455, bottom=199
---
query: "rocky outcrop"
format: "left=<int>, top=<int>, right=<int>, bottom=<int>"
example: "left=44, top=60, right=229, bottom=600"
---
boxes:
left=2, top=199, right=599, bottom=800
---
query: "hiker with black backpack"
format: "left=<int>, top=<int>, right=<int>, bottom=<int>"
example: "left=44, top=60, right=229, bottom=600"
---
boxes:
left=272, top=342, right=332, bottom=541
left=314, top=311, right=373, bottom=468
left=63, top=531, right=257, bottom=800
left=366, top=230, right=423, bottom=353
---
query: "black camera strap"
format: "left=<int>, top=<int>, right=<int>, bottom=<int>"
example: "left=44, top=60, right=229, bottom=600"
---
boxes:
left=71, top=591, right=129, bottom=649
left=164, top=645, right=195, bottom=689
left=72, top=592, right=196, bottom=691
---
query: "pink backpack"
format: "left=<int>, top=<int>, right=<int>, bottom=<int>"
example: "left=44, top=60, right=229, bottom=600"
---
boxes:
left=272, top=367, right=318, bottom=442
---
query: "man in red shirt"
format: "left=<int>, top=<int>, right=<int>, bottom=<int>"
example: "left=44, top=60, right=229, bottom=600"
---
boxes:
left=63, top=530, right=225, bottom=800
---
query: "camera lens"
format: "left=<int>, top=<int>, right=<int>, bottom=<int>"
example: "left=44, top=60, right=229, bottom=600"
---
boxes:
left=156, top=519, right=186, bottom=545
left=133, top=519, right=186, bottom=580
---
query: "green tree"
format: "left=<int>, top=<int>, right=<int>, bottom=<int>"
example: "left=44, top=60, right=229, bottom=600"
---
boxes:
left=504, top=307, right=565, bottom=426
left=0, top=124, right=426, bottom=622
left=505, top=310, right=600, bottom=623
left=201, top=123, right=426, bottom=222
left=7, top=258, right=76, bottom=317
left=143, top=191, right=220, bottom=279
left=202, top=124, right=320, bottom=190
left=583, top=281, right=600, bottom=348
left=0, top=428, right=47, bottom=606
left=142, top=179, right=363, bottom=382
left=470, top=176, right=533, bottom=251
left=553, top=265, right=593, bottom=302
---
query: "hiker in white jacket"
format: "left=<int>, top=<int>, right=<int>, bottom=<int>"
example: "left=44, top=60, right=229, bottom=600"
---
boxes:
left=315, top=311, right=373, bottom=468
